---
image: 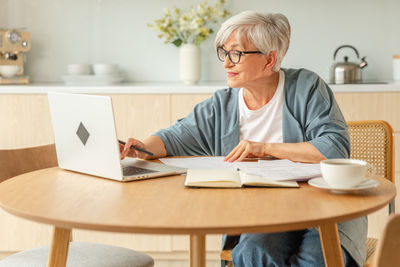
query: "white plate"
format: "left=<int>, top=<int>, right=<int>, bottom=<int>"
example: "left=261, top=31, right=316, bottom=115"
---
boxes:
left=308, top=177, right=379, bottom=192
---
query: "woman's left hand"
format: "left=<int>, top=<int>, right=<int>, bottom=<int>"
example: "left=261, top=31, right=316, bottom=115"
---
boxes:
left=224, top=140, right=267, bottom=162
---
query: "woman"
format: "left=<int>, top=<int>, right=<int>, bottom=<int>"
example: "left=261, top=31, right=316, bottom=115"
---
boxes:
left=121, top=11, right=366, bottom=267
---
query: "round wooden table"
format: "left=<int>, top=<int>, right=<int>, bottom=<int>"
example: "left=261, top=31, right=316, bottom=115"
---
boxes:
left=0, top=167, right=396, bottom=267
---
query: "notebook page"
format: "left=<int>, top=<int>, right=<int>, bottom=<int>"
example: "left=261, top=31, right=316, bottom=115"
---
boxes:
left=185, top=169, right=241, bottom=186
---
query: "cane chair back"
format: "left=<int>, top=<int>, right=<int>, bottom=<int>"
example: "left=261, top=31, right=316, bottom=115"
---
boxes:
left=347, top=120, right=394, bottom=185
left=348, top=121, right=395, bottom=267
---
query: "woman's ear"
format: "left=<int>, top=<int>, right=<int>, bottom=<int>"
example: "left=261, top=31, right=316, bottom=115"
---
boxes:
left=264, top=51, right=277, bottom=70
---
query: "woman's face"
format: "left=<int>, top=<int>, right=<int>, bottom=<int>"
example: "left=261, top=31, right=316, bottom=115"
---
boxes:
left=220, top=33, right=274, bottom=89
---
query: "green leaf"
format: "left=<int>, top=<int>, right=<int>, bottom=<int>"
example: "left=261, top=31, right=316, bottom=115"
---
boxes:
left=172, top=39, right=183, bottom=47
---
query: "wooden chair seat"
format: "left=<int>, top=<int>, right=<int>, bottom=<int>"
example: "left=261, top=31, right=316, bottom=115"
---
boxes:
left=363, top=238, right=378, bottom=267
left=0, top=242, right=154, bottom=267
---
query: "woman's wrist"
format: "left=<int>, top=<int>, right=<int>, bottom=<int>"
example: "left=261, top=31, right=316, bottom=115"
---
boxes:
left=263, top=143, right=272, bottom=157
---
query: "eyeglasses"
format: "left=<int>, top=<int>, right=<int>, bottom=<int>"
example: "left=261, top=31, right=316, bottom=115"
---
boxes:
left=217, top=47, right=262, bottom=64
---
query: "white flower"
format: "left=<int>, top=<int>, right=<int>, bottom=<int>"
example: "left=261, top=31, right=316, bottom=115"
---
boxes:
left=148, top=0, right=230, bottom=47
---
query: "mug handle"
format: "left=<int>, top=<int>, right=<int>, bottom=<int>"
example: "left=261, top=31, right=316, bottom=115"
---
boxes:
left=366, top=164, right=376, bottom=179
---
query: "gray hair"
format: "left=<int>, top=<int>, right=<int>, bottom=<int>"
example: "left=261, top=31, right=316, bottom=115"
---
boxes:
left=215, top=11, right=291, bottom=71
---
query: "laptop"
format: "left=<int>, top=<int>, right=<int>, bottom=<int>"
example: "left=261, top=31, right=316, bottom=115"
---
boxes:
left=48, top=92, right=186, bottom=182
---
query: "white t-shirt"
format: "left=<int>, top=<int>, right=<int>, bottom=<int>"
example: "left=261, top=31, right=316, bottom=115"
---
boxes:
left=238, top=70, right=284, bottom=143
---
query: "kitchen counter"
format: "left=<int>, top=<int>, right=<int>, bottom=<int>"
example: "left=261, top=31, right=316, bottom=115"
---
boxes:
left=0, top=82, right=400, bottom=94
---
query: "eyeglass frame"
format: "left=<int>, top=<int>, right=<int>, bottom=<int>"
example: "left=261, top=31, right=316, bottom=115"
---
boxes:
left=216, top=46, right=263, bottom=64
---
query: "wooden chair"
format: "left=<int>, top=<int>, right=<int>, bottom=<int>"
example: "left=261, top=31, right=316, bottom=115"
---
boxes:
left=0, top=144, right=154, bottom=267
left=220, top=120, right=395, bottom=267
left=348, top=120, right=395, bottom=267
left=372, top=214, right=400, bottom=267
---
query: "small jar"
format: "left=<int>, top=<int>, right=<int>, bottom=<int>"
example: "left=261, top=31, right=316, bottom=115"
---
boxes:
left=393, top=54, right=400, bottom=82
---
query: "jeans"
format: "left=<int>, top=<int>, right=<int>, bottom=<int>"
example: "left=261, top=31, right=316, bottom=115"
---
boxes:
left=231, top=228, right=357, bottom=267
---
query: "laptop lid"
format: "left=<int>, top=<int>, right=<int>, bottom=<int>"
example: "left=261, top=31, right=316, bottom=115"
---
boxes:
left=48, top=92, right=124, bottom=181
left=48, top=92, right=186, bottom=182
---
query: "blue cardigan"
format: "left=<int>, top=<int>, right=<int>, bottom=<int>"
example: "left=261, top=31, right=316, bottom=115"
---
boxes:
left=155, top=68, right=366, bottom=266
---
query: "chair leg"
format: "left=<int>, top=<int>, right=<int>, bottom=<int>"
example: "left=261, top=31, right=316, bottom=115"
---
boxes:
left=389, top=201, right=395, bottom=214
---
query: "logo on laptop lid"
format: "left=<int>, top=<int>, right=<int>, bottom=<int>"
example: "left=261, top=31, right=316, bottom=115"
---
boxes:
left=76, top=122, right=90, bottom=145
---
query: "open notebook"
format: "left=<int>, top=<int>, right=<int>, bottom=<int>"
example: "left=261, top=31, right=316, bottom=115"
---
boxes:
left=185, top=169, right=299, bottom=188
left=161, top=157, right=321, bottom=188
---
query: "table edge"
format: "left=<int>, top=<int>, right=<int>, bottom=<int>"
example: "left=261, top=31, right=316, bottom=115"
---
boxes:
left=0, top=190, right=395, bottom=235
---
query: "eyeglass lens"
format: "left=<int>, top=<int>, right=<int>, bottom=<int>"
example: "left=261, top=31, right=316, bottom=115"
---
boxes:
left=217, top=47, right=241, bottom=64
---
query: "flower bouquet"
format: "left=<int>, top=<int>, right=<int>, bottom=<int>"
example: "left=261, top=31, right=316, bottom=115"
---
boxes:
left=148, top=0, right=230, bottom=47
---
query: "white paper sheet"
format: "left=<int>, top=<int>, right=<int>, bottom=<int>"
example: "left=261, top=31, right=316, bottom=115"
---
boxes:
left=160, top=156, right=259, bottom=170
left=241, top=159, right=321, bottom=181
left=160, top=157, right=321, bottom=181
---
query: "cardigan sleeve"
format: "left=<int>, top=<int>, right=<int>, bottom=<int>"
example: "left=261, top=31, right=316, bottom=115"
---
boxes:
left=306, top=76, right=350, bottom=159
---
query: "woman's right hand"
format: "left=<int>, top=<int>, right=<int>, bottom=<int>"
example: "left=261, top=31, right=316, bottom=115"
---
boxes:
left=120, top=138, right=148, bottom=160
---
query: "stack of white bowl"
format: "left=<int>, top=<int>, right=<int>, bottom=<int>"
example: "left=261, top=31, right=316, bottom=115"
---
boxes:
left=66, top=64, right=91, bottom=76
left=92, top=64, right=119, bottom=75
left=63, top=64, right=123, bottom=85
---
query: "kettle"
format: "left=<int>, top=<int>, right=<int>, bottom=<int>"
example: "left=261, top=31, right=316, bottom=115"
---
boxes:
left=331, top=45, right=368, bottom=84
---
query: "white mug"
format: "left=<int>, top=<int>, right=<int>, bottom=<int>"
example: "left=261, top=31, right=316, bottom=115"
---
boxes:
left=320, top=159, right=376, bottom=189
left=0, top=65, right=21, bottom=78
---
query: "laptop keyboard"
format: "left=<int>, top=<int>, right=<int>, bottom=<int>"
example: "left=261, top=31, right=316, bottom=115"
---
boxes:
left=122, top=166, right=158, bottom=176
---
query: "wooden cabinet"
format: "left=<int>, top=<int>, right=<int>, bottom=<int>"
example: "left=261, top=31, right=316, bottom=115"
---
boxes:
left=0, top=91, right=398, bottom=259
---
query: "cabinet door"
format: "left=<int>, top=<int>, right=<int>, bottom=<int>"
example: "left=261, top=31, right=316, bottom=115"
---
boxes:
left=0, top=95, right=54, bottom=148
left=0, top=210, right=53, bottom=251
left=170, top=94, right=212, bottom=123
left=110, top=95, right=171, bottom=140
left=334, top=92, right=400, bottom=130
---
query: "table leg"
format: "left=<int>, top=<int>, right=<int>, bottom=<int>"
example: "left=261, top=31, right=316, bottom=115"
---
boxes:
left=190, top=234, right=206, bottom=267
left=318, top=223, right=344, bottom=267
left=46, top=227, right=71, bottom=267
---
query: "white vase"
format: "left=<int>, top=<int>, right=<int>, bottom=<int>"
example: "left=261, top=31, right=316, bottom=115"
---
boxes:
left=179, top=44, right=201, bottom=85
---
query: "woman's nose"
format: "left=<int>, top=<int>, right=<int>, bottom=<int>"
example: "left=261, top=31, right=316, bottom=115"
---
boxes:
left=223, top=56, right=234, bottom=68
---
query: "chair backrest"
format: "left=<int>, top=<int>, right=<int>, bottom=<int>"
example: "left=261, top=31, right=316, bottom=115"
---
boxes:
left=347, top=120, right=394, bottom=184
left=372, top=214, right=400, bottom=267
left=0, top=144, right=58, bottom=183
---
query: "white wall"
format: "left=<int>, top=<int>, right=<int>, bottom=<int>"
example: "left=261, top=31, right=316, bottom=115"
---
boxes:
left=3, top=0, right=400, bottom=83
left=0, top=0, right=7, bottom=25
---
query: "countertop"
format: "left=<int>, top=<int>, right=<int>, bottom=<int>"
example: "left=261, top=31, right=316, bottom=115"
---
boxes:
left=1, top=82, right=400, bottom=94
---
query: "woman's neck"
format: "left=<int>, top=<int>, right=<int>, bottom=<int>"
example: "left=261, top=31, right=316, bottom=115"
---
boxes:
left=242, top=71, right=280, bottom=110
